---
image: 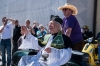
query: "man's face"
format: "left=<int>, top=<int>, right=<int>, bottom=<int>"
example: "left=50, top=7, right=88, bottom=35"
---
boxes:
left=26, top=20, right=30, bottom=26
left=15, top=21, right=18, bottom=26
left=83, top=28, right=88, bottom=32
left=62, top=8, right=72, bottom=16
left=48, top=21, right=60, bottom=34
left=2, top=17, right=6, bottom=23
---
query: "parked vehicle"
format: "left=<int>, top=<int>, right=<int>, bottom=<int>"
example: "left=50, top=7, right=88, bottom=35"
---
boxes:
left=11, top=37, right=100, bottom=66
left=67, top=37, right=100, bottom=66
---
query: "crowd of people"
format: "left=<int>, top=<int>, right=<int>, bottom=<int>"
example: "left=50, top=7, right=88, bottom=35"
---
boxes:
left=0, top=3, right=94, bottom=66
left=0, top=17, right=49, bottom=66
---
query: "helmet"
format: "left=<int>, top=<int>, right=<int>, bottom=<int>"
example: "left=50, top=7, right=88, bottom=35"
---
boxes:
left=82, top=25, right=89, bottom=29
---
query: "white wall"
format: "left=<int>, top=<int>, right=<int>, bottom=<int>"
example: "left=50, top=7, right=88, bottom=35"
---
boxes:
left=0, top=0, right=67, bottom=28
left=0, top=0, right=94, bottom=32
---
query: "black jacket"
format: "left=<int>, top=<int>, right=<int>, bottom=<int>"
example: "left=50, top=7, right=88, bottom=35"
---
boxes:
left=13, top=25, right=21, bottom=42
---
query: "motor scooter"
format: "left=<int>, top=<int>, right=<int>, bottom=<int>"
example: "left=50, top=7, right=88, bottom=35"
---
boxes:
left=67, top=37, right=100, bottom=66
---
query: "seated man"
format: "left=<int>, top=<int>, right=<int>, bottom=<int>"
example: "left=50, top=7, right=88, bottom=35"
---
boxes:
left=11, top=26, right=41, bottom=65
left=18, top=26, right=41, bottom=50
left=18, top=16, right=72, bottom=66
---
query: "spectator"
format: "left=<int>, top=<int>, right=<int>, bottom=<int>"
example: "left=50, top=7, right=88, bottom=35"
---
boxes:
left=12, top=20, right=21, bottom=56
left=18, top=26, right=40, bottom=50
left=0, top=17, right=15, bottom=66
left=32, top=21, right=39, bottom=37
left=17, top=29, right=24, bottom=47
left=82, top=25, right=93, bottom=40
left=11, top=26, right=41, bottom=66
left=25, top=19, right=35, bottom=36
left=36, top=24, right=47, bottom=38
left=58, top=3, right=84, bottom=51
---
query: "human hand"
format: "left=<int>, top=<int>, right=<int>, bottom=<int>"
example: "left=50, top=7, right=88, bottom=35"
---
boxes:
left=33, top=24, right=36, bottom=28
left=44, top=47, right=51, bottom=53
left=40, top=29, right=44, bottom=32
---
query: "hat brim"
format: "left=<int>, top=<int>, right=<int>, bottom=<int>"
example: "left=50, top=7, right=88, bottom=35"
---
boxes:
left=58, top=5, right=78, bottom=15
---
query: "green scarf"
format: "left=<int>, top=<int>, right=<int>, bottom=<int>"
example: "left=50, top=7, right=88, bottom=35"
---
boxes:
left=39, top=31, right=65, bottom=49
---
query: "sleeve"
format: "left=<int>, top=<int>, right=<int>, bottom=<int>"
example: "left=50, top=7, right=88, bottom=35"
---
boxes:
left=42, top=31, right=47, bottom=36
left=31, top=36, right=41, bottom=50
left=0, top=26, right=3, bottom=30
left=59, top=48, right=72, bottom=65
left=25, top=32, right=41, bottom=50
left=24, top=32, right=32, bottom=40
left=7, top=22, right=13, bottom=26
left=62, top=18, right=65, bottom=28
left=50, top=47, right=72, bottom=65
left=68, top=16, right=76, bottom=28
left=18, top=56, right=26, bottom=66
left=37, top=31, right=40, bottom=35
left=63, top=35, right=73, bottom=48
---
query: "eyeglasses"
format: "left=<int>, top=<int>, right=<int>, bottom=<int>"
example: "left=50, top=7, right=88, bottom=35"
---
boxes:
left=62, top=8, right=70, bottom=11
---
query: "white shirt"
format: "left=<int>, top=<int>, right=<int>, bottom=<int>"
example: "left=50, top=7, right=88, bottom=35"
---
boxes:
left=0, top=22, right=13, bottom=39
left=41, top=35, right=72, bottom=66
left=18, top=32, right=41, bottom=50
left=18, top=35, right=72, bottom=66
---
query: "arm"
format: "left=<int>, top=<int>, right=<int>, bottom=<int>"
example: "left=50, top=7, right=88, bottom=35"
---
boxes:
left=0, top=21, right=7, bottom=33
left=65, top=28, right=72, bottom=37
left=0, top=26, right=5, bottom=33
left=30, top=26, right=35, bottom=35
left=45, top=47, right=72, bottom=65
left=6, top=18, right=15, bottom=25
left=59, top=48, right=72, bottom=65
left=17, top=36, right=22, bottom=47
left=24, top=32, right=32, bottom=40
left=24, top=32, right=41, bottom=50
left=65, top=16, right=76, bottom=37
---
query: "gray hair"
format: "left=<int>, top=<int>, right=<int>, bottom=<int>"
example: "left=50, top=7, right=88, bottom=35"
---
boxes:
left=55, top=21, right=62, bottom=31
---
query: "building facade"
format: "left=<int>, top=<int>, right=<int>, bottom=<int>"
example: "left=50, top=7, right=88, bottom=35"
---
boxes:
left=0, top=0, right=99, bottom=37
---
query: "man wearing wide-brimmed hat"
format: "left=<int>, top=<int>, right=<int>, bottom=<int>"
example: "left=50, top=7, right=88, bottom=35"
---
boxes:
left=58, top=3, right=84, bottom=51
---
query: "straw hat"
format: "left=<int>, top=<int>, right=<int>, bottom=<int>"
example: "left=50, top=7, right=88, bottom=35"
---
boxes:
left=58, top=3, right=78, bottom=15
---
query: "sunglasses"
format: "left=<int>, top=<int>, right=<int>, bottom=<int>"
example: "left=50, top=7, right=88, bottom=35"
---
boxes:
left=62, top=8, right=70, bottom=11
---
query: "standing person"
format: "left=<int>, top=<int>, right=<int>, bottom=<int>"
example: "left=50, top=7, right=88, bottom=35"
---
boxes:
left=25, top=19, right=35, bottom=36
left=12, top=20, right=21, bottom=56
left=0, top=17, right=15, bottom=66
left=58, top=3, right=84, bottom=51
left=32, top=21, right=39, bottom=37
